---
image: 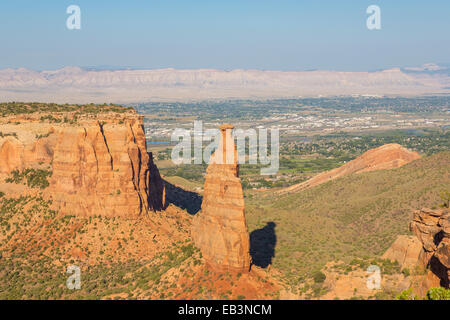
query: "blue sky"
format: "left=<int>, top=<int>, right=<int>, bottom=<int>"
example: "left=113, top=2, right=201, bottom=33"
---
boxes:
left=0, top=0, right=449, bottom=71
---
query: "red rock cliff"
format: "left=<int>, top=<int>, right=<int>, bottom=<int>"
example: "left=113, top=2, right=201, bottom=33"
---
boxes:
left=410, top=208, right=450, bottom=293
left=0, top=111, right=164, bottom=217
left=192, top=124, right=251, bottom=272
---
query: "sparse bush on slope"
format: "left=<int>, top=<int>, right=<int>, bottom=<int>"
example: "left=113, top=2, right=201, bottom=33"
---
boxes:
left=5, top=168, right=52, bottom=189
left=246, top=152, right=450, bottom=283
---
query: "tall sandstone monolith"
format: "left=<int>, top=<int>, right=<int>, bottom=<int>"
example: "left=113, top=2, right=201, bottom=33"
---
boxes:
left=192, top=124, right=251, bottom=272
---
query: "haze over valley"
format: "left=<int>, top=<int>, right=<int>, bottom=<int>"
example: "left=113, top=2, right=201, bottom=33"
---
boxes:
left=1, top=64, right=450, bottom=103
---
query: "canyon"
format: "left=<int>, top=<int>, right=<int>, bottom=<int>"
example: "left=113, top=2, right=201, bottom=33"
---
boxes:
left=0, top=103, right=448, bottom=300
left=0, top=107, right=289, bottom=299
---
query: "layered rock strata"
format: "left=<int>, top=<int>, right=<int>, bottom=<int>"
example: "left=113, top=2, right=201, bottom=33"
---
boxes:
left=410, top=208, right=450, bottom=289
left=381, top=235, right=423, bottom=270
left=192, top=124, right=251, bottom=272
left=0, top=111, right=164, bottom=217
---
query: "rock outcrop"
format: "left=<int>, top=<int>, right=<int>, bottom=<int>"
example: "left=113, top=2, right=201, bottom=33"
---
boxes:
left=410, top=208, right=450, bottom=290
left=0, top=110, right=164, bottom=217
left=281, top=143, right=421, bottom=193
left=48, top=117, right=164, bottom=217
left=382, top=235, right=423, bottom=270
left=192, top=124, right=251, bottom=272
left=0, top=130, right=55, bottom=174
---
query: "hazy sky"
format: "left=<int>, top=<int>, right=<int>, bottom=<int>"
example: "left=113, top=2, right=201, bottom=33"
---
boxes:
left=1, top=0, right=449, bottom=71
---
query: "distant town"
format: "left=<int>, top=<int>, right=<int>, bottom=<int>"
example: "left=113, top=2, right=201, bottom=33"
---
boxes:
left=136, top=96, right=449, bottom=141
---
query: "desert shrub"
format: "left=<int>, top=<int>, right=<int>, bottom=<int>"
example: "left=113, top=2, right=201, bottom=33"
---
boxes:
left=40, top=115, right=61, bottom=123
left=426, top=287, right=450, bottom=300
left=401, top=268, right=410, bottom=277
left=396, top=289, right=417, bottom=300
left=0, top=132, right=18, bottom=138
left=439, top=190, right=450, bottom=208
left=35, top=132, right=52, bottom=139
left=312, top=271, right=326, bottom=283
left=5, top=169, right=52, bottom=189
left=0, top=102, right=132, bottom=117
left=349, top=258, right=370, bottom=270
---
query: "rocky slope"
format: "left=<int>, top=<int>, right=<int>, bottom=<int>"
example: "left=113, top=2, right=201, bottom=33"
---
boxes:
left=192, top=124, right=251, bottom=272
left=246, top=151, right=449, bottom=285
left=281, top=143, right=421, bottom=194
left=0, top=107, right=164, bottom=217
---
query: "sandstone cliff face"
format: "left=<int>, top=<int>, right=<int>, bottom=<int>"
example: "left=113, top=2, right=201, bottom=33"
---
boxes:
left=192, top=124, right=251, bottom=272
left=382, top=235, right=423, bottom=270
left=281, top=143, right=421, bottom=194
left=0, top=130, right=55, bottom=174
left=0, top=111, right=164, bottom=217
left=410, top=208, right=450, bottom=291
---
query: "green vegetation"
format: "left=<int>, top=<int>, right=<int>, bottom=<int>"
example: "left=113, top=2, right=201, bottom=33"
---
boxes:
left=312, top=271, right=326, bottom=283
left=35, top=132, right=52, bottom=139
left=0, top=131, right=18, bottom=138
left=246, top=152, right=450, bottom=284
left=439, top=190, right=450, bottom=208
left=136, top=96, right=450, bottom=123
left=160, top=164, right=206, bottom=183
left=153, top=128, right=449, bottom=191
left=283, top=129, right=450, bottom=158
left=5, top=168, right=52, bottom=189
left=0, top=97, right=448, bottom=300
left=0, top=191, right=199, bottom=300
left=40, top=114, right=62, bottom=123
left=426, top=287, right=450, bottom=300
left=396, top=287, right=450, bottom=300
left=146, top=96, right=449, bottom=193
left=0, top=102, right=133, bottom=117
left=0, top=244, right=198, bottom=300
left=396, top=289, right=418, bottom=300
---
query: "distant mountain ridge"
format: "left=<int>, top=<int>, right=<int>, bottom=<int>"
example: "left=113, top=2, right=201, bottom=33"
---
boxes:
left=0, top=66, right=449, bottom=103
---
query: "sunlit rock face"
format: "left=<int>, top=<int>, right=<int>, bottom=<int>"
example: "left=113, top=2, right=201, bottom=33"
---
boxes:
left=192, top=124, right=251, bottom=272
left=48, top=115, right=165, bottom=217
left=0, top=111, right=165, bottom=218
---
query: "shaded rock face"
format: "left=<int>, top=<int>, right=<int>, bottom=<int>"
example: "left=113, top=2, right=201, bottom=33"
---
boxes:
left=410, top=208, right=450, bottom=289
left=0, top=112, right=164, bottom=217
left=192, top=124, right=251, bottom=272
left=282, top=143, right=421, bottom=193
